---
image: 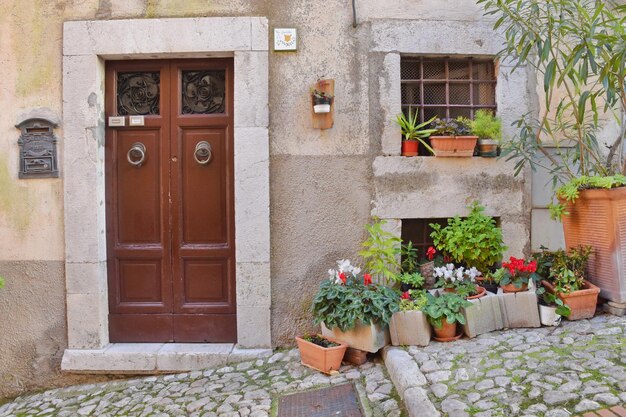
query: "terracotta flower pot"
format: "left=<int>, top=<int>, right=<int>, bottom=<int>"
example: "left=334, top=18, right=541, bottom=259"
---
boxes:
left=560, top=187, right=626, bottom=303
left=541, top=279, right=600, bottom=320
left=477, top=138, right=498, bottom=157
left=430, top=135, right=478, bottom=157
left=466, top=285, right=487, bottom=300
left=296, top=335, right=348, bottom=374
left=401, top=141, right=419, bottom=156
left=432, top=317, right=458, bottom=340
left=501, top=282, right=528, bottom=293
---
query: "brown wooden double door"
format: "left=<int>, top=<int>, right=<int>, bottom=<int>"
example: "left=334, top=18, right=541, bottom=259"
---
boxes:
left=105, top=59, right=236, bottom=342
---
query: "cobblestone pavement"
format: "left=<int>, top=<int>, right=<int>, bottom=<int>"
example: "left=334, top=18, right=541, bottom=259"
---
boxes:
left=407, top=314, right=626, bottom=417
left=0, top=350, right=404, bottom=417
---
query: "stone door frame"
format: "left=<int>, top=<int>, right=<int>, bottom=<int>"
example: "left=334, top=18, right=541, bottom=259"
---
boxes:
left=62, top=17, right=271, bottom=354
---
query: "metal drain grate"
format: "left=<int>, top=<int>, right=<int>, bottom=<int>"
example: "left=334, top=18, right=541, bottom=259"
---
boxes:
left=277, top=383, right=363, bottom=417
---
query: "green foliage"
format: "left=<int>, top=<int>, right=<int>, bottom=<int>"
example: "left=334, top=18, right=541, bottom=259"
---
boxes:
left=430, top=202, right=507, bottom=272
left=486, top=267, right=507, bottom=284
left=542, top=292, right=572, bottom=317
left=454, top=281, right=480, bottom=298
left=398, top=290, right=428, bottom=312
left=311, top=276, right=399, bottom=332
left=359, top=218, right=401, bottom=285
left=534, top=246, right=592, bottom=294
left=0, top=276, right=3, bottom=289
left=471, top=109, right=502, bottom=141
left=422, top=292, right=472, bottom=329
left=400, top=241, right=419, bottom=273
left=431, top=117, right=473, bottom=136
left=550, top=175, right=626, bottom=219
left=477, top=0, right=626, bottom=187
left=302, top=334, right=340, bottom=348
left=394, top=109, right=436, bottom=154
left=398, top=272, right=425, bottom=289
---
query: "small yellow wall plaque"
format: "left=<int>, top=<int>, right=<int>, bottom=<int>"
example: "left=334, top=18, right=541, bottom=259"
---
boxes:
left=274, top=28, right=297, bottom=51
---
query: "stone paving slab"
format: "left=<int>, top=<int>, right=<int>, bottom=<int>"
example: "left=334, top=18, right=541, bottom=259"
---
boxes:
left=402, top=314, right=626, bottom=417
left=0, top=350, right=406, bottom=417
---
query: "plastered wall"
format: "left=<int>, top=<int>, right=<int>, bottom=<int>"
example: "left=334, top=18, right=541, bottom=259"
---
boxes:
left=1, top=0, right=535, bottom=398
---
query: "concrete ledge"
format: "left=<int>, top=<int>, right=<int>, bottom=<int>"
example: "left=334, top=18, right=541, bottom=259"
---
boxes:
left=61, top=344, right=272, bottom=374
left=383, top=347, right=440, bottom=417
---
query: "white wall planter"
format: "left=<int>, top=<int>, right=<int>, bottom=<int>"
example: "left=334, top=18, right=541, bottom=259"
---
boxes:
left=321, top=321, right=390, bottom=353
left=498, top=289, right=541, bottom=328
left=462, top=291, right=505, bottom=338
left=389, top=311, right=431, bottom=346
left=313, top=104, right=331, bottom=113
left=539, top=304, right=561, bottom=327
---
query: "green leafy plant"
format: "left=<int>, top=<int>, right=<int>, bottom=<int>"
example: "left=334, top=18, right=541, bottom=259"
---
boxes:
left=398, top=289, right=428, bottom=312
left=422, top=292, right=472, bottom=329
left=534, top=246, right=592, bottom=294
left=310, top=88, right=334, bottom=100
left=0, top=276, right=4, bottom=289
left=489, top=267, right=507, bottom=285
left=398, top=272, right=425, bottom=289
left=431, top=117, right=473, bottom=137
left=541, top=292, right=572, bottom=317
left=477, top=0, right=626, bottom=215
left=360, top=218, right=401, bottom=285
left=312, top=260, right=399, bottom=331
left=302, top=334, right=340, bottom=348
left=394, top=109, right=436, bottom=154
left=430, top=202, right=507, bottom=272
left=471, top=109, right=502, bottom=141
left=400, top=241, right=419, bottom=273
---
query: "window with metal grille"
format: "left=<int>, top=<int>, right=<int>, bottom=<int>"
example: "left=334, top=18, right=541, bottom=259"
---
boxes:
left=401, top=57, right=497, bottom=124
left=401, top=218, right=448, bottom=262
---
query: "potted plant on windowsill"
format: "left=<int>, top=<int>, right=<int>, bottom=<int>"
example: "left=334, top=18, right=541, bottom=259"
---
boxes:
left=394, top=109, right=436, bottom=156
left=310, top=88, right=334, bottom=114
left=389, top=289, right=431, bottom=346
left=312, top=259, right=398, bottom=353
left=400, top=241, right=437, bottom=288
left=295, top=334, right=348, bottom=374
left=422, top=292, right=471, bottom=342
left=478, top=0, right=626, bottom=304
left=429, top=117, right=478, bottom=157
left=534, top=246, right=600, bottom=320
left=471, top=109, right=502, bottom=157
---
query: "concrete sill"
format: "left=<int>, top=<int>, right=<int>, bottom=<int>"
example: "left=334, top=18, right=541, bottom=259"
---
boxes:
left=61, top=343, right=272, bottom=374
left=374, top=155, right=511, bottom=177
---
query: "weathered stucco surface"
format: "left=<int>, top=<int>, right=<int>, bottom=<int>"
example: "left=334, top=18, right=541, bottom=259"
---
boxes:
left=0, top=0, right=550, bottom=399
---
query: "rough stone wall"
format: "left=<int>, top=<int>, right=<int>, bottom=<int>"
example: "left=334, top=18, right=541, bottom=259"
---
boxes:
left=0, top=0, right=537, bottom=399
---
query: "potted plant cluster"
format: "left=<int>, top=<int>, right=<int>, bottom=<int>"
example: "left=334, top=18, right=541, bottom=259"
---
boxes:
left=310, top=88, right=333, bottom=114
left=471, top=109, right=502, bottom=157
left=311, top=259, right=398, bottom=353
left=429, top=117, right=478, bottom=157
left=395, top=109, right=436, bottom=156
left=422, top=292, right=471, bottom=342
left=534, top=246, right=600, bottom=320
left=479, top=0, right=626, bottom=304
left=295, top=334, right=348, bottom=374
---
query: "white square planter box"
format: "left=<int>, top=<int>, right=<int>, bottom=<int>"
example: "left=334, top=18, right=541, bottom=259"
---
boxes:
left=462, top=291, right=505, bottom=338
left=321, top=322, right=390, bottom=353
left=389, top=311, right=431, bottom=346
left=498, top=289, right=541, bottom=328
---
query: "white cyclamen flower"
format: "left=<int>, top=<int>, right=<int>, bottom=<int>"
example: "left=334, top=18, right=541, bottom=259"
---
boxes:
left=352, top=266, right=362, bottom=276
left=337, top=259, right=351, bottom=272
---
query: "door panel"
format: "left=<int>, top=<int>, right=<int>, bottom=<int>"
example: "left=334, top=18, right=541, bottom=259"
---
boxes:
left=105, top=59, right=235, bottom=343
left=115, top=130, right=163, bottom=244
left=180, top=128, right=228, bottom=244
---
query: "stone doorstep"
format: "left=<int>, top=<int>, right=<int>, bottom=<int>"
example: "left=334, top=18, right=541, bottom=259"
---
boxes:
left=61, top=344, right=273, bottom=374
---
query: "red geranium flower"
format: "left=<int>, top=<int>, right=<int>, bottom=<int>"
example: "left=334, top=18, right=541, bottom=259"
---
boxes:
left=338, top=272, right=347, bottom=284
left=401, top=291, right=410, bottom=300
left=363, top=273, right=372, bottom=286
left=427, top=246, right=436, bottom=261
